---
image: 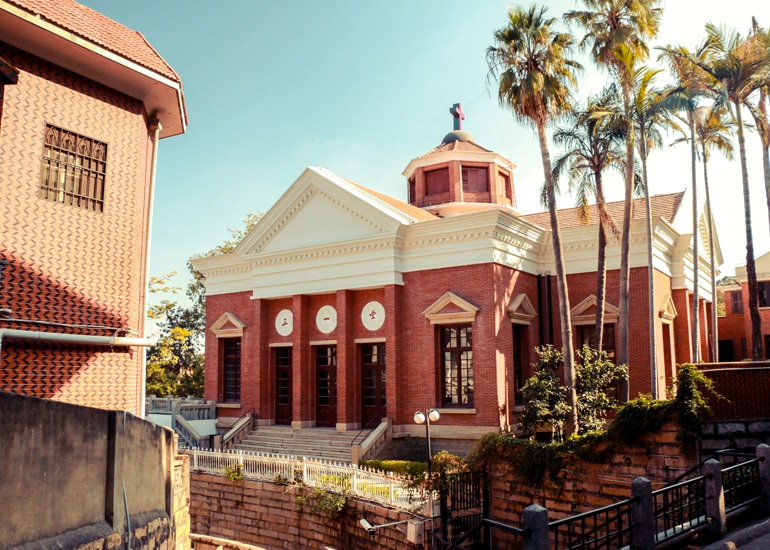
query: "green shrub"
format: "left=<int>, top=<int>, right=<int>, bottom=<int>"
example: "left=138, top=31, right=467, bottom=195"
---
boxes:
left=223, top=463, right=244, bottom=481
left=359, top=459, right=427, bottom=479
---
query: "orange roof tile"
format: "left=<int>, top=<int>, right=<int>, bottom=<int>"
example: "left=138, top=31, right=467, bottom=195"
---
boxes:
left=348, top=182, right=438, bottom=223
left=7, top=0, right=180, bottom=81
left=417, top=140, right=493, bottom=159
left=520, top=192, right=684, bottom=230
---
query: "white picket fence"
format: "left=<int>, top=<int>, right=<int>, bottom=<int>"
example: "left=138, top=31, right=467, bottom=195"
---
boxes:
left=183, top=447, right=429, bottom=512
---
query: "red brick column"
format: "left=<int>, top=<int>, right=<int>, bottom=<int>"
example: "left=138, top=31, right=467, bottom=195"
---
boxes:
left=336, top=289, right=356, bottom=430
left=384, top=285, right=403, bottom=424
left=253, top=299, right=271, bottom=422
left=292, top=295, right=312, bottom=427
left=673, top=289, right=692, bottom=364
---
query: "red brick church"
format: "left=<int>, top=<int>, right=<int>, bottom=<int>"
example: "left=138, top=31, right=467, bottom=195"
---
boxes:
left=194, top=106, right=717, bottom=446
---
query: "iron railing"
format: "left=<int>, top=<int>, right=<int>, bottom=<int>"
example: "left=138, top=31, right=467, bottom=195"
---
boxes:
left=549, top=497, right=636, bottom=549
left=439, top=518, right=526, bottom=550
left=723, top=458, right=763, bottom=513
left=652, top=474, right=708, bottom=543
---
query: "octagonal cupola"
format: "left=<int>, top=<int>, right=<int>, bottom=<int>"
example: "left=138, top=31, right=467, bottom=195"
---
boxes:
left=402, top=103, right=517, bottom=217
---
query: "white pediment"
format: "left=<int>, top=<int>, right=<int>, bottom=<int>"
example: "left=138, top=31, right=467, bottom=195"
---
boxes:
left=422, top=291, right=480, bottom=325
left=659, top=294, right=678, bottom=323
left=210, top=312, right=246, bottom=338
left=236, top=167, right=411, bottom=256
left=570, top=295, right=619, bottom=325
left=508, top=294, right=537, bottom=325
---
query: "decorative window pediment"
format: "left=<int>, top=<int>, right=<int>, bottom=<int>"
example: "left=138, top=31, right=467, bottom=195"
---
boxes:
left=422, top=292, right=479, bottom=325
left=659, top=295, right=678, bottom=323
left=210, top=312, right=246, bottom=338
left=508, top=294, right=537, bottom=325
left=571, top=295, right=619, bottom=326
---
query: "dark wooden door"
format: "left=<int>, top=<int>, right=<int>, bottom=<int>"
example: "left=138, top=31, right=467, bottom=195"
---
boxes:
left=361, top=343, right=386, bottom=426
left=315, top=346, right=337, bottom=427
left=274, top=347, right=292, bottom=425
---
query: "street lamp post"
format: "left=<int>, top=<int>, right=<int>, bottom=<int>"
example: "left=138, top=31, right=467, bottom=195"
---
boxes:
left=413, top=408, right=440, bottom=469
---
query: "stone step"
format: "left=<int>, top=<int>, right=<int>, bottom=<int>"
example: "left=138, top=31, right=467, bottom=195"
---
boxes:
left=233, top=427, right=371, bottom=463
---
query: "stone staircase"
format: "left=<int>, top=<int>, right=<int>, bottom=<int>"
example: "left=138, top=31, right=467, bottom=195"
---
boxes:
left=235, top=426, right=370, bottom=463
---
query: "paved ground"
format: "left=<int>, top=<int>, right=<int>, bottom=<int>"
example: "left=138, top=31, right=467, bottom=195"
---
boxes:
left=691, top=518, right=770, bottom=550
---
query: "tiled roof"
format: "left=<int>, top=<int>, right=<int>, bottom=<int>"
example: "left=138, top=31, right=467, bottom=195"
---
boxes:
left=349, top=182, right=438, bottom=222
left=520, top=192, right=685, bottom=230
left=6, top=0, right=180, bottom=81
left=417, top=139, right=493, bottom=159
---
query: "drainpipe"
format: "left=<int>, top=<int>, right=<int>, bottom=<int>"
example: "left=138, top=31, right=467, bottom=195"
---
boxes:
left=0, top=328, right=156, bottom=351
left=139, top=118, right=162, bottom=419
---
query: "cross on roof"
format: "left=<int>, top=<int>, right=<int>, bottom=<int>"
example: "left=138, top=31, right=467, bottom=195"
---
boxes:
left=450, top=103, right=465, bottom=131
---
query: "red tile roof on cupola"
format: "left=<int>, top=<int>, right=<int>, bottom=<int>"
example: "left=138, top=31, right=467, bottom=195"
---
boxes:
left=417, top=139, right=493, bottom=159
left=520, top=192, right=685, bottom=230
left=6, top=0, right=180, bottom=82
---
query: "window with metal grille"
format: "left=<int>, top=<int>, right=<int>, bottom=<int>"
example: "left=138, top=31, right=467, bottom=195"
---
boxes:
left=40, top=125, right=107, bottom=212
left=731, top=290, right=744, bottom=314
left=461, top=166, right=488, bottom=192
left=441, top=325, right=473, bottom=407
left=222, top=338, right=241, bottom=403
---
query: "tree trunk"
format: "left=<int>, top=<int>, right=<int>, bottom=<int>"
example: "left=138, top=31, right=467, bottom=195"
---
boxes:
left=690, top=112, right=700, bottom=363
left=537, top=121, right=578, bottom=435
left=593, top=170, right=608, bottom=352
left=618, top=82, right=634, bottom=401
left=702, top=144, right=718, bottom=362
left=640, top=132, right=659, bottom=397
left=759, top=88, right=770, bottom=244
left=735, top=102, right=763, bottom=360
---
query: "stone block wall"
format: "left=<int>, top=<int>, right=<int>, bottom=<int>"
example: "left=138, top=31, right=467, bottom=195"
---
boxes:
left=487, top=423, right=697, bottom=529
left=189, top=473, right=428, bottom=550
left=701, top=419, right=770, bottom=455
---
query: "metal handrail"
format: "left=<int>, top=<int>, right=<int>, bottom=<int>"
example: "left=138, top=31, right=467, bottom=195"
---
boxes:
left=549, top=496, right=638, bottom=528
left=350, top=411, right=384, bottom=447
left=442, top=518, right=527, bottom=550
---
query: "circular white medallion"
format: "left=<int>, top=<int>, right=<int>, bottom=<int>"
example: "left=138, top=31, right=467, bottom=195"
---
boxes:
left=361, top=301, right=386, bottom=331
left=275, top=309, right=293, bottom=337
left=315, top=305, right=338, bottom=334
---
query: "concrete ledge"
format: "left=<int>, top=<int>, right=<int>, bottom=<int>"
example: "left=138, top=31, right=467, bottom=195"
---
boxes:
left=701, top=518, right=770, bottom=550
left=191, top=533, right=268, bottom=550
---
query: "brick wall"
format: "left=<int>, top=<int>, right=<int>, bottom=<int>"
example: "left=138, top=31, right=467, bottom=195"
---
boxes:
left=698, top=364, right=770, bottom=420
left=189, top=473, right=427, bottom=549
left=0, top=41, right=154, bottom=414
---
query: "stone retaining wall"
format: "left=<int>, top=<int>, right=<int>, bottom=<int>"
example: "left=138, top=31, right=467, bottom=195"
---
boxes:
left=189, top=473, right=429, bottom=549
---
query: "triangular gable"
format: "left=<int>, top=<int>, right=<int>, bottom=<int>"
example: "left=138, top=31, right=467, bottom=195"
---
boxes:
left=508, top=294, right=537, bottom=325
left=571, top=295, right=619, bottom=325
left=210, top=312, right=246, bottom=338
left=235, top=167, right=417, bottom=256
left=659, top=295, right=678, bottom=323
left=422, top=292, right=479, bottom=325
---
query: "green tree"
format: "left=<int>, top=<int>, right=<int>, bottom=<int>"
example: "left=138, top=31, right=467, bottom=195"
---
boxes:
left=693, top=105, right=734, bottom=361
left=566, top=0, right=662, bottom=400
left=146, top=212, right=262, bottom=397
left=670, top=24, right=770, bottom=359
left=488, top=4, right=582, bottom=435
left=660, top=39, right=714, bottom=363
left=551, top=84, right=625, bottom=352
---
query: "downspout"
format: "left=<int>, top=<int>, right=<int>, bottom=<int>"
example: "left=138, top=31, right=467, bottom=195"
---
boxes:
left=139, top=118, right=162, bottom=418
left=0, top=329, right=156, bottom=350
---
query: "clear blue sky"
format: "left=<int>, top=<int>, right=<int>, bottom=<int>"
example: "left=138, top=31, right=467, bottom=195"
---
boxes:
left=80, top=0, right=769, bottom=300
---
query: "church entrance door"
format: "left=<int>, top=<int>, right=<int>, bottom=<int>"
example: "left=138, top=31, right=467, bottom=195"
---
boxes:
left=274, top=347, right=292, bottom=425
left=360, top=343, right=386, bottom=427
left=315, top=345, right=337, bottom=427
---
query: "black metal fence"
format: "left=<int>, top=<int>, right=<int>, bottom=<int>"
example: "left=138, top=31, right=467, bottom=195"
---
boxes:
left=652, top=475, right=708, bottom=543
left=549, top=497, right=635, bottom=549
left=723, top=458, right=762, bottom=512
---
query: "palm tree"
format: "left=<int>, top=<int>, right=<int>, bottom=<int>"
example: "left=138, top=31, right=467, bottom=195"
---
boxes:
left=628, top=62, right=677, bottom=394
left=488, top=4, right=582, bottom=434
left=552, top=85, right=625, bottom=353
left=660, top=40, right=714, bottom=363
left=670, top=24, right=770, bottom=360
left=693, top=105, right=734, bottom=362
left=748, top=19, right=770, bottom=243
left=565, top=0, right=662, bottom=400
